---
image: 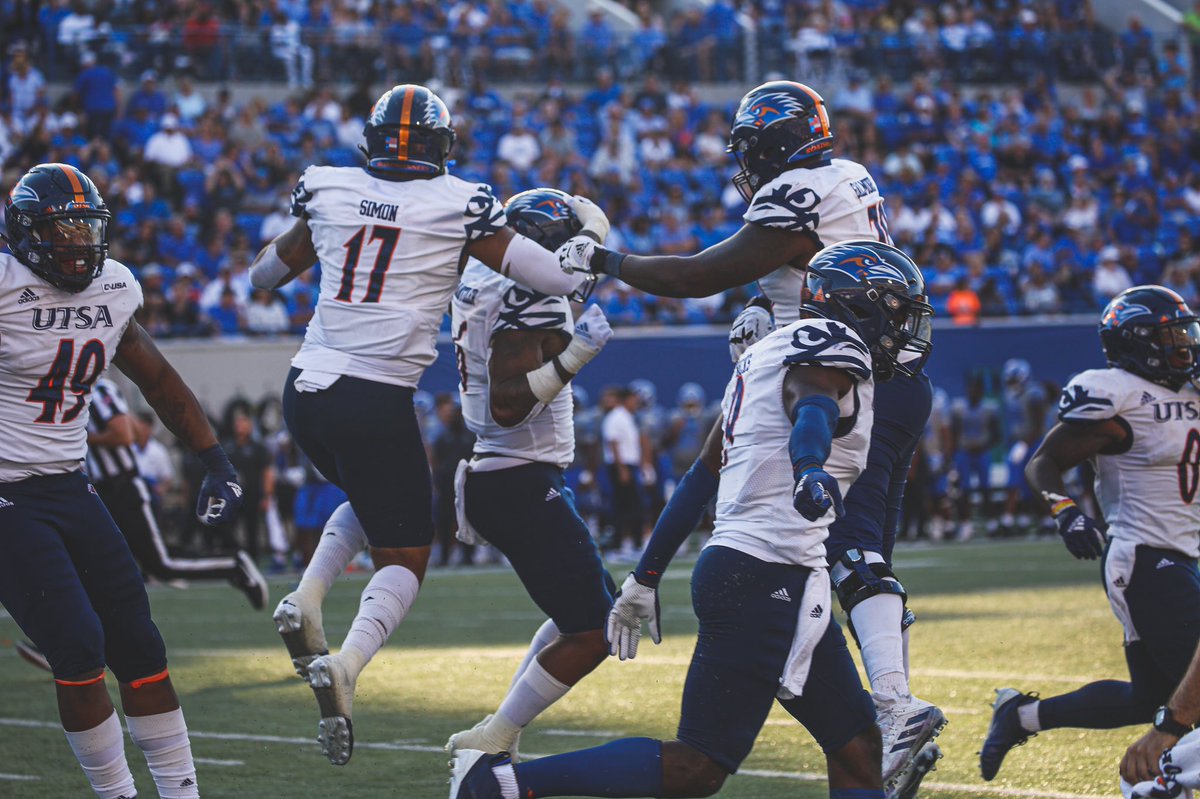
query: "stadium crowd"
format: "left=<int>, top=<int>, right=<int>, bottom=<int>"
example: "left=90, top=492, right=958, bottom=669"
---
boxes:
left=2, top=4, right=1200, bottom=331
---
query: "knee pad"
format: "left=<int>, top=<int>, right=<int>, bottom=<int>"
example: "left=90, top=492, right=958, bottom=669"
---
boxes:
left=832, top=549, right=907, bottom=615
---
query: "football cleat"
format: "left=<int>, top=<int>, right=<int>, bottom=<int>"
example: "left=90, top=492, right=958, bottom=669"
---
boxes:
left=876, top=694, right=947, bottom=791
left=231, top=551, right=269, bottom=610
left=14, top=640, right=51, bottom=672
left=888, top=742, right=943, bottom=799
left=273, top=590, right=328, bottom=679
left=446, top=714, right=522, bottom=762
left=449, top=748, right=514, bottom=799
left=980, top=687, right=1038, bottom=780
left=307, top=653, right=356, bottom=766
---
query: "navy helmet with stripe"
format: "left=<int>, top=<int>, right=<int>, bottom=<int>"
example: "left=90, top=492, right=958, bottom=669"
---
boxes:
left=362, top=84, right=456, bottom=180
left=504, top=187, right=594, bottom=303
left=3, top=163, right=110, bottom=293
left=802, top=240, right=933, bottom=381
left=1100, top=285, right=1200, bottom=389
left=728, top=80, right=834, bottom=202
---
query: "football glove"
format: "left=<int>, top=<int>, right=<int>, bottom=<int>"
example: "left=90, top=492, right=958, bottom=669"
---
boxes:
left=729, top=296, right=775, bottom=363
left=606, top=573, right=662, bottom=661
left=570, top=304, right=614, bottom=357
left=1045, top=493, right=1106, bottom=560
left=196, top=445, right=244, bottom=527
left=793, top=467, right=844, bottom=521
left=568, top=195, right=611, bottom=244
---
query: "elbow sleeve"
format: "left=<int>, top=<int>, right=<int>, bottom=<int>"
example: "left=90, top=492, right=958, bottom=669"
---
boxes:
left=788, top=395, right=839, bottom=478
left=501, top=234, right=589, bottom=296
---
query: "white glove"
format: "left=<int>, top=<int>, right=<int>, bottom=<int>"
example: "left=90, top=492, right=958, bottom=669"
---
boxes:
left=728, top=303, right=775, bottom=363
left=606, top=573, right=662, bottom=661
left=567, top=304, right=613, bottom=360
left=569, top=195, right=611, bottom=244
left=556, top=235, right=599, bottom=276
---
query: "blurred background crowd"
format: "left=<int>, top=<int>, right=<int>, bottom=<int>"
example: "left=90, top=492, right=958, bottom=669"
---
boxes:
left=0, top=0, right=1171, bottom=567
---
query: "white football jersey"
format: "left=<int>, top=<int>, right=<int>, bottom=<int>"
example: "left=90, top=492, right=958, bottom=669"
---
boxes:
left=744, top=158, right=890, bottom=325
left=1058, top=367, right=1200, bottom=557
left=451, top=259, right=575, bottom=467
left=0, top=254, right=142, bottom=481
left=709, top=317, right=875, bottom=568
left=290, top=165, right=507, bottom=387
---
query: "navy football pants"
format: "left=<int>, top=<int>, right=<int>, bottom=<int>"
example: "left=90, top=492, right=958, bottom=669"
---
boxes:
left=0, top=471, right=166, bottom=682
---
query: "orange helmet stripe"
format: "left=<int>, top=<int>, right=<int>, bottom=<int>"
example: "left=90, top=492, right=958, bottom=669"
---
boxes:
left=58, top=164, right=86, bottom=205
left=396, top=86, right=415, bottom=160
left=793, top=83, right=829, bottom=137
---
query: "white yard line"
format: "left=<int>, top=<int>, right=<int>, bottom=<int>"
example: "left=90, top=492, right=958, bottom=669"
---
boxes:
left=1, top=716, right=1115, bottom=798
left=540, top=728, right=624, bottom=738
left=0, top=773, right=40, bottom=781
left=194, top=757, right=244, bottom=767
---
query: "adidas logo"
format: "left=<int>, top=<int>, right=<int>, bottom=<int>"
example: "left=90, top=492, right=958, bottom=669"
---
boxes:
left=770, top=587, right=791, bottom=602
left=1113, top=576, right=1127, bottom=588
left=809, top=604, right=823, bottom=619
left=545, top=488, right=561, bottom=502
left=1157, top=558, right=1175, bottom=570
left=1141, top=392, right=1156, bottom=405
left=17, top=287, right=39, bottom=305
left=0, top=497, right=12, bottom=509
left=179, top=778, right=195, bottom=787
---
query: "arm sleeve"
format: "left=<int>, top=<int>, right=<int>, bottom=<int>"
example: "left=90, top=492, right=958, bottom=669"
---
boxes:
left=789, top=394, right=839, bottom=477
left=500, top=232, right=590, bottom=297
left=634, top=460, right=719, bottom=587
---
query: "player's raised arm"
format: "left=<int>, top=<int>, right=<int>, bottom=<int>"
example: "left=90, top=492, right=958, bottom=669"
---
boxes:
left=563, top=221, right=818, bottom=299
left=249, top=215, right=318, bottom=289
left=113, top=319, right=242, bottom=526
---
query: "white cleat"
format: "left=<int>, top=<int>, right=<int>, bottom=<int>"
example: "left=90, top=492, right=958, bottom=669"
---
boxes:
left=876, top=693, right=947, bottom=792
left=446, top=714, right=523, bottom=762
left=887, top=741, right=943, bottom=799
left=306, top=653, right=355, bottom=766
left=273, top=591, right=328, bottom=679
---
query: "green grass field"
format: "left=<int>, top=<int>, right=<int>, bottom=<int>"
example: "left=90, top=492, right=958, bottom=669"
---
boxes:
left=0, top=539, right=1133, bottom=798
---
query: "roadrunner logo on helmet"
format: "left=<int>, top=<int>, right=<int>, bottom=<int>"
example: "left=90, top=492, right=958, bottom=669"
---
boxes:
left=3, top=163, right=111, bottom=293
left=802, top=240, right=934, bottom=381
left=504, top=188, right=594, bottom=303
left=728, top=81, right=834, bottom=202
left=1099, top=285, right=1200, bottom=390
left=361, top=84, right=456, bottom=180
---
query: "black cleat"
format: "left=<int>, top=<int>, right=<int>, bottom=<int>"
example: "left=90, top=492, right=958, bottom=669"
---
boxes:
left=980, top=688, right=1039, bottom=780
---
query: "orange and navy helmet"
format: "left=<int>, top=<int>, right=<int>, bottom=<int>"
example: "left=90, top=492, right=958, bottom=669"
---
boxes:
left=504, top=188, right=594, bottom=303
left=361, top=84, right=455, bottom=180
left=801, top=240, right=933, bottom=381
left=727, top=81, right=834, bottom=202
left=4, top=163, right=110, bottom=293
left=1100, top=285, right=1200, bottom=389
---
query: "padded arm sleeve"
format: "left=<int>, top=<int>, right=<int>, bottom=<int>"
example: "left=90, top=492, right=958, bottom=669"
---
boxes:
left=501, top=233, right=590, bottom=297
left=634, top=460, right=719, bottom=588
left=789, top=394, right=839, bottom=479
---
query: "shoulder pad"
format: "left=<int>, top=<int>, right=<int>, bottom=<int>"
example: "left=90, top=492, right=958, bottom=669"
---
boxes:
left=780, top=318, right=872, bottom=381
left=1058, top=369, right=1127, bottom=423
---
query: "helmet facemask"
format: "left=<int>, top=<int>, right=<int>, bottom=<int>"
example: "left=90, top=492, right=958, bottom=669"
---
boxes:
left=24, top=210, right=109, bottom=292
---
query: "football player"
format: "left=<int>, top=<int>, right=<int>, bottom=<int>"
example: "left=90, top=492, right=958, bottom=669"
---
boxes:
left=250, top=84, right=605, bottom=766
left=564, top=80, right=943, bottom=794
left=0, top=163, right=244, bottom=798
left=999, top=358, right=1048, bottom=533
left=444, top=188, right=616, bottom=760
left=982, top=286, right=1200, bottom=780
left=450, top=242, right=934, bottom=799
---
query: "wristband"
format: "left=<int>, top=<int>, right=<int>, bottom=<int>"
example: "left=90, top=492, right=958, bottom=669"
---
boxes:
left=556, top=335, right=600, bottom=375
left=249, top=242, right=290, bottom=289
left=1042, top=491, right=1077, bottom=518
left=593, top=248, right=626, bottom=279
left=198, top=444, right=235, bottom=475
left=526, top=360, right=567, bottom=404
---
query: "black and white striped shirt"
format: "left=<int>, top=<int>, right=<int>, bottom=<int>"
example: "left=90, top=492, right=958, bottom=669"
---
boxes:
left=85, top=379, right=140, bottom=483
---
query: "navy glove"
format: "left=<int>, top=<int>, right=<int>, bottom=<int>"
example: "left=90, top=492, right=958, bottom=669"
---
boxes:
left=196, top=445, right=244, bottom=527
left=1047, top=494, right=1106, bottom=560
left=792, top=467, right=844, bottom=521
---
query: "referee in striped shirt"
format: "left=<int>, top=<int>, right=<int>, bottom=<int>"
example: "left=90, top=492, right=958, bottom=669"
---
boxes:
left=17, top=379, right=269, bottom=670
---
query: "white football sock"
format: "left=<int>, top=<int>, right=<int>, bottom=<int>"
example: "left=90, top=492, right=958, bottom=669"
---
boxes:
left=296, top=502, right=367, bottom=604
left=510, top=619, right=560, bottom=692
left=339, top=565, right=420, bottom=676
left=125, top=708, right=198, bottom=799
left=902, top=624, right=911, bottom=682
left=496, top=658, right=570, bottom=729
left=1018, top=699, right=1042, bottom=732
left=848, top=592, right=909, bottom=700
left=64, top=711, right=138, bottom=799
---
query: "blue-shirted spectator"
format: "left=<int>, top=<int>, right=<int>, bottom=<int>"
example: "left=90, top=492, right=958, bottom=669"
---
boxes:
left=74, top=50, right=118, bottom=138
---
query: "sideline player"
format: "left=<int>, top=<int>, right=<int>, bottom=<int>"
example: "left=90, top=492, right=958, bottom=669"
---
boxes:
left=999, top=358, right=1047, bottom=533
left=444, top=188, right=616, bottom=759
left=0, top=163, right=244, bottom=798
left=250, top=84, right=605, bottom=765
left=451, top=241, right=934, bottom=799
left=981, top=286, right=1200, bottom=780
